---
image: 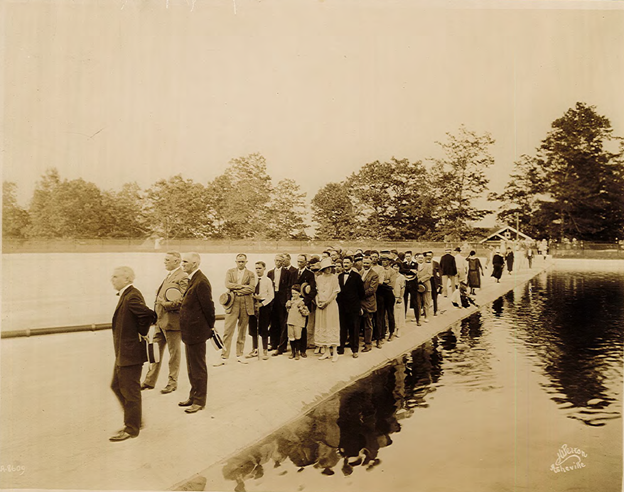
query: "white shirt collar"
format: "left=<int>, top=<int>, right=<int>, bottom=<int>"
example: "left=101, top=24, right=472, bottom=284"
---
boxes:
left=188, top=269, right=200, bottom=279
left=117, top=283, right=133, bottom=296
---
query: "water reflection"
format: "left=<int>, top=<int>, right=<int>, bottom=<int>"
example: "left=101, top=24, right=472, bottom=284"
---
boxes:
left=218, top=269, right=623, bottom=491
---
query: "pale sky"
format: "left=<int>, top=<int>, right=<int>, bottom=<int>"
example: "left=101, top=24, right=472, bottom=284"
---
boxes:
left=3, top=0, right=624, bottom=213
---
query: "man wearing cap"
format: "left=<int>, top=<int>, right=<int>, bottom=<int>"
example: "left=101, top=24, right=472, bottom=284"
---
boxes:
left=247, top=261, right=274, bottom=360
left=268, top=254, right=292, bottom=355
left=352, top=253, right=364, bottom=275
left=293, top=254, right=317, bottom=357
left=179, top=252, right=215, bottom=414
left=439, top=248, right=458, bottom=297
left=337, top=256, right=365, bottom=357
left=109, top=266, right=156, bottom=441
left=216, top=254, right=256, bottom=366
left=360, top=256, right=379, bottom=352
left=141, top=251, right=188, bottom=394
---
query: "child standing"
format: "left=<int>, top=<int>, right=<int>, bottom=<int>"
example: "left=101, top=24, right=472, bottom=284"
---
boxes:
left=286, top=284, right=309, bottom=360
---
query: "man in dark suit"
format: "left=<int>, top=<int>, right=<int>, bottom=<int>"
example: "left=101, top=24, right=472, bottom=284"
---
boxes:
left=439, top=247, right=458, bottom=297
left=360, top=256, right=379, bottom=352
left=179, top=252, right=215, bottom=414
left=142, top=251, right=188, bottom=393
left=282, top=253, right=299, bottom=283
left=267, top=254, right=291, bottom=355
left=337, top=256, right=365, bottom=358
left=401, top=251, right=420, bottom=325
left=109, top=266, right=156, bottom=442
left=293, top=254, right=317, bottom=358
left=425, top=251, right=442, bottom=316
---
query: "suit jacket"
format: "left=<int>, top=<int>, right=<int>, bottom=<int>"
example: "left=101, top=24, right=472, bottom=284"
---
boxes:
left=180, top=270, right=215, bottom=345
left=430, top=260, right=442, bottom=290
left=155, top=267, right=189, bottom=331
left=287, top=266, right=298, bottom=286
left=112, top=285, right=156, bottom=367
left=268, top=267, right=291, bottom=306
left=225, top=267, right=256, bottom=316
left=360, top=268, right=379, bottom=313
left=401, top=260, right=419, bottom=284
left=337, top=270, right=365, bottom=314
left=439, top=254, right=457, bottom=276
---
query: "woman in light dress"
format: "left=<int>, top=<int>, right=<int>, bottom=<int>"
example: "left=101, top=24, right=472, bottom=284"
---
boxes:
left=314, top=258, right=341, bottom=362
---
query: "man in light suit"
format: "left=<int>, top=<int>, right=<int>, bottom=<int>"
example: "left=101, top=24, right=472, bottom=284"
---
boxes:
left=179, top=252, right=215, bottom=414
left=360, top=256, right=379, bottom=353
left=337, top=256, right=365, bottom=358
left=142, top=251, right=188, bottom=393
left=109, top=266, right=156, bottom=441
left=268, top=254, right=291, bottom=355
left=215, top=253, right=256, bottom=366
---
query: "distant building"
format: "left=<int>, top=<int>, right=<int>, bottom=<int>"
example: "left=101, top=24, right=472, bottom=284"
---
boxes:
left=479, top=226, right=533, bottom=244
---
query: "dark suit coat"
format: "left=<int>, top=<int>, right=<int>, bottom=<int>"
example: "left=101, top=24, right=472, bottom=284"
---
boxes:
left=360, top=268, right=379, bottom=313
left=294, top=268, right=317, bottom=307
left=401, top=260, right=419, bottom=284
left=439, top=253, right=457, bottom=276
left=430, top=260, right=442, bottom=289
left=112, top=285, right=156, bottom=367
left=180, top=270, right=215, bottom=345
left=337, top=270, right=365, bottom=314
left=287, top=266, right=298, bottom=287
left=268, top=267, right=292, bottom=305
left=155, top=267, right=189, bottom=331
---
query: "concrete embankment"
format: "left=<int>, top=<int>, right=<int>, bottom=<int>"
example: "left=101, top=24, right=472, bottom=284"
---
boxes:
left=0, top=260, right=552, bottom=491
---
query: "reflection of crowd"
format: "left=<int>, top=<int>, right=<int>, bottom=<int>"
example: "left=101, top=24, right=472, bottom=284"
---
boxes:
left=220, top=334, right=462, bottom=490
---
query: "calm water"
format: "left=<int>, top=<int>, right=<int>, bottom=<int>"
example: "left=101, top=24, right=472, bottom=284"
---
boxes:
left=200, top=267, right=623, bottom=492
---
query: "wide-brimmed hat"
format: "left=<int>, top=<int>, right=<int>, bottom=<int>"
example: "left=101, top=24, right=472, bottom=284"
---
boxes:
left=219, top=292, right=234, bottom=309
left=417, top=283, right=427, bottom=293
left=319, top=257, right=333, bottom=271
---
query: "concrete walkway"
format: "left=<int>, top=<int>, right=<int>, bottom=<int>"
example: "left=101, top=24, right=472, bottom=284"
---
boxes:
left=0, top=260, right=552, bottom=491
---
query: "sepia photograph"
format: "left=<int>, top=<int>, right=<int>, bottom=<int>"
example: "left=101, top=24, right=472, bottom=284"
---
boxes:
left=1, top=0, right=623, bottom=491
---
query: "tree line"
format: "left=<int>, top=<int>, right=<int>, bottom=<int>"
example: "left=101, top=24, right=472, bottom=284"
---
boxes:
left=4, top=103, right=624, bottom=242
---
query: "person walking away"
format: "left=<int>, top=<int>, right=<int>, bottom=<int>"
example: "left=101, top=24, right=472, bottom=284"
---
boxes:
left=466, top=250, right=484, bottom=295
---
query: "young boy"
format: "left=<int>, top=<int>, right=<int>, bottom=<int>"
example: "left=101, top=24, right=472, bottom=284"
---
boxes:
left=451, top=281, right=478, bottom=308
left=286, top=284, right=309, bottom=360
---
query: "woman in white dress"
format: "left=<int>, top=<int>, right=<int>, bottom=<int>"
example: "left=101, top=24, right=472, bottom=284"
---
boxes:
left=314, top=258, right=341, bottom=362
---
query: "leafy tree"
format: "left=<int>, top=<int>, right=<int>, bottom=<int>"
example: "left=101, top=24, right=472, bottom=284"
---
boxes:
left=345, top=158, right=437, bottom=239
left=497, top=103, right=624, bottom=241
left=145, top=175, right=214, bottom=239
left=263, top=179, right=309, bottom=240
left=27, top=169, right=110, bottom=238
left=2, top=181, right=30, bottom=238
left=430, top=125, right=495, bottom=238
left=206, top=153, right=272, bottom=238
left=101, top=182, right=149, bottom=238
left=311, top=182, right=356, bottom=240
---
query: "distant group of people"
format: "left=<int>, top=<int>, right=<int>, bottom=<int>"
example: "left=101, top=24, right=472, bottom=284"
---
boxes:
left=107, top=243, right=536, bottom=442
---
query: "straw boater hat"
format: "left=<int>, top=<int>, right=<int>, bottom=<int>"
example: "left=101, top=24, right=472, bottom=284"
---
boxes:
left=301, top=282, right=314, bottom=298
left=219, top=292, right=235, bottom=309
left=319, top=257, right=333, bottom=271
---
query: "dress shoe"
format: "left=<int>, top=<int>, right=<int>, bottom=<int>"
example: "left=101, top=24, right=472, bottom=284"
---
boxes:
left=109, top=430, right=137, bottom=442
left=160, top=386, right=176, bottom=394
left=237, top=356, right=248, bottom=364
left=185, top=404, right=205, bottom=414
left=141, top=383, right=154, bottom=391
left=178, top=399, right=193, bottom=407
left=362, top=346, right=372, bottom=352
left=245, top=350, right=258, bottom=359
left=262, top=350, right=269, bottom=360
left=352, top=353, right=359, bottom=358
left=213, top=359, right=226, bottom=367
left=300, top=351, right=307, bottom=358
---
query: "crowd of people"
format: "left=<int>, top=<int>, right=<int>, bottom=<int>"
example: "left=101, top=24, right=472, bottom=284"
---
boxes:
left=107, top=244, right=534, bottom=441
